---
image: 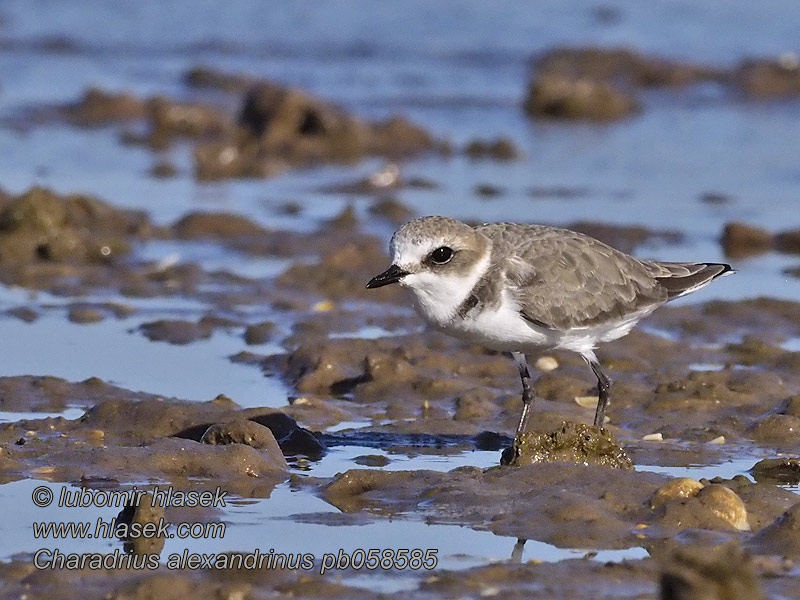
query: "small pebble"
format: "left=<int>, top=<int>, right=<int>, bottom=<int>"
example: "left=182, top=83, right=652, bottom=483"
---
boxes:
left=535, top=356, right=559, bottom=371
left=651, top=477, right=704, bottom=509
left=313, top=300, right=335, bottom=312
left=574, top=396, right=599, bottom=408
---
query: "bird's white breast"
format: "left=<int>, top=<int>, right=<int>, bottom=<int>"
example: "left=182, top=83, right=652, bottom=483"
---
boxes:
left=445, top=288, right=552, bottom=351
left=400, top=252, right=491, bottom=329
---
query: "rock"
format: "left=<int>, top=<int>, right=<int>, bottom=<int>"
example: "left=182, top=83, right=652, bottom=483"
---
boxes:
left=194, top=80, right=441, bottom=180
left=502, top=421, right=633, bottom=469
left=698, top=484, right=750, bottom=532
left=201, top=419, right=281, bottom=451
left=721, top=222, right=773, bottom=258
left=659, top=542, right=765, bottom=600
left=244, top=411, right=327, bottom=458
left=244, top=321, right=275, bottom=345
left=201, top=419, right=287, bottom=468
left=67, top=305, right=105, bottom=324
left=774, top=229, right=800, bottom=254
left=173, top=211, right=268, bottom=239
left=147, top=96, right=229, bottom=138
left=150, top=161, right=177, bottom=178
left=734, top=56, right=800, bottom=99
left=750, top=458, right=800, bottom=485
left=474, top=183, right=504, bottom=197
left=353, top=454, right=390, bottom=467
left=651, top=478, right=705, bottom=509
left=183, top=66, right=257, bottom=93
left=656, top=483, right=750, bottom=532
left=115, top=491, right=166, bottom=555
left=749, top=414, right=800, bottom=445
left=463, top=137, right=520, bottom=160
left=65, top=87, right=147, bottom=125
left=0, top=187, right=150, bottom=267
left=139, top=319, right=212, bottom=345
left=524, top=72, right=640, bottom=121
left=751, top=503, right=800, bottom=558
left=368, top=197, right=415, bottom=225
left=523, top=46, right=722, bottom=122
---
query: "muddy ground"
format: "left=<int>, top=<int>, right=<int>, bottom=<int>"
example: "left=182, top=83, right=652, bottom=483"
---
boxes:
left=0, top=176, right=798, bottom=599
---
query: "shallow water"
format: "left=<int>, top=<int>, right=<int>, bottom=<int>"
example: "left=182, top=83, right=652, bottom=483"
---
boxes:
left=1, top=1, right=800, bottom=596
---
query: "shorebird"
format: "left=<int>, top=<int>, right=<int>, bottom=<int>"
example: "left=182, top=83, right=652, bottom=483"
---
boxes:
left=366, top=216, right=732, bottom=434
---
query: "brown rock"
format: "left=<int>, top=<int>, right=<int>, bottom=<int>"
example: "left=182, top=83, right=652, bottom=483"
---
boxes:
left=139, top=319, right=212, bottom=345
left=66, top=87, right=146, bottom=125
left=172, top=211, right=267, bottom=239
left=502, top=421, right=633, bottom=469
left=660, top=542, right=765, bottom=600
left=721, top=222, right=773, bottom=258
left=735, top=57, right=800, bottom=99
left=524, top=72, right=640, bottom=121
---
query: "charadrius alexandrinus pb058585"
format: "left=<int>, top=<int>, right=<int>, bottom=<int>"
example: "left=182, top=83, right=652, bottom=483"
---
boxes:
left=367, top=216, right=732, bottom=434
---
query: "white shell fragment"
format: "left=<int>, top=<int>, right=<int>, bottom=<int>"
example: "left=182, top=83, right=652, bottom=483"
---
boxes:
left=535, top=356, right=559, bottom=371
left=574, top=396, right=599, bottom=409
left=642, top=433, right=663, bottom=442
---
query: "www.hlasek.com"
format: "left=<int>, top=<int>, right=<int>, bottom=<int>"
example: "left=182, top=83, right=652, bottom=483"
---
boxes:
left=31, top=484, right=440, bottom=573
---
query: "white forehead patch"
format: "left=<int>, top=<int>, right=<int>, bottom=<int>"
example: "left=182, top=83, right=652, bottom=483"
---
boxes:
left=390, top=234, right=442, bottom=271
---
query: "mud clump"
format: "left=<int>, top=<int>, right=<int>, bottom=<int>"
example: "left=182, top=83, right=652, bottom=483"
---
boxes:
left=651, top=478, right=705, bottom=510
left=65, top=87, right=147, bottom=125
left=61, top=80, right=442, bottom=180
left=653, top=480, right=750, bottom=532
left=751, top=503, right=800, bottom=558
left=277, top=237, right=398, bottom=300
left=184, top=65, right=257, bottom=93
left=243, top=410, right=327, bottom=458
left=750, top=457, right=800, bottom=485
left=525, top=72, right=640, bottom=121
left=201, top=419, right=286, bottom=462
left=660, top=542, right=765, bottom=600
left=523, top=47, right=721, bottom=121
left=195, top=81, right=443, bottom=180
left=463, top=137, right=520, bottom=161
left=116, top=491, right=166, bottom=555
left=172, top=211, right=268, bottom=239
left=734, top=56, right=800, bottom=99
left=721, top=221, right=800, bottom=258
left=721, top=222, right=773, bottom=258
left=139, top=319, right=213, bottom=345
left=243, top=321, right=274, bottom=345
left=502, top=421, right=632, bottom=469
left=0, top=186, right=151, bottom=272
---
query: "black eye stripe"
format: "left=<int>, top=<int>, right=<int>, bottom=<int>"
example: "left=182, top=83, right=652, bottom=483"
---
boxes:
left=429, top=246, right=454, bottom=265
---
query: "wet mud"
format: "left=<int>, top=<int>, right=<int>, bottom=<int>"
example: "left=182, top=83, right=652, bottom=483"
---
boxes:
left=524, top=46, right=800, bottom=121
left=44, top=74, right=445, bottom=181
left=0, top=194, right=798, bottom=596
left=2, top=24, right=800, bottom=599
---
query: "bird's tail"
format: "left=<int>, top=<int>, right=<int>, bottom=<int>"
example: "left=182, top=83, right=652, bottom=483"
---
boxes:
left=647, top=261, right=733, bottom=301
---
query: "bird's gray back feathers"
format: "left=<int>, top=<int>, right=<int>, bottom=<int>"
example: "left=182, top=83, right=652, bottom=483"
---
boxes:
left=467, top=223, right=729, bottom=331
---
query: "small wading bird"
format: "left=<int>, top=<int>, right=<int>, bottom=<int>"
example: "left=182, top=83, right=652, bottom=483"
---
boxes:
left=367, top=216, right=732, bottom=435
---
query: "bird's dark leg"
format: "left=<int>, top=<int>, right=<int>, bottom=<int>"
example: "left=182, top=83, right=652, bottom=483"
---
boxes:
left=511, top=538, right=526, bottom=563
left=588, top=359, right=613, bottom=428
left=512, top=352, right=533, bottom=436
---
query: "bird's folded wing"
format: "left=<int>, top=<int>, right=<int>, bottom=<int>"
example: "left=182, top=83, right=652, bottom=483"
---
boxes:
left=499, top=228, right=667, bottom=331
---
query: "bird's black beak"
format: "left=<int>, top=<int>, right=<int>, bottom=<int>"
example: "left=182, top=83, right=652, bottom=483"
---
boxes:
left=366, top=264, right=409, bottom=289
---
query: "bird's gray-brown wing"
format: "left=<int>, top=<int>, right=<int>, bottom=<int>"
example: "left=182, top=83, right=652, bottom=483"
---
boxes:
left=643, top=261, right=732, bottom=300
left=477, top=223, right=668, bottom=331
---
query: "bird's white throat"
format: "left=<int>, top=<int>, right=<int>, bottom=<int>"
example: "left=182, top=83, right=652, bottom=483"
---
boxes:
left=400, top=251, right=491, bottom=328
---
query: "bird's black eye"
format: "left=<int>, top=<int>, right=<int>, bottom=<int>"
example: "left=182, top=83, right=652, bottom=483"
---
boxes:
left=429, top=246, right=454, bottom=265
